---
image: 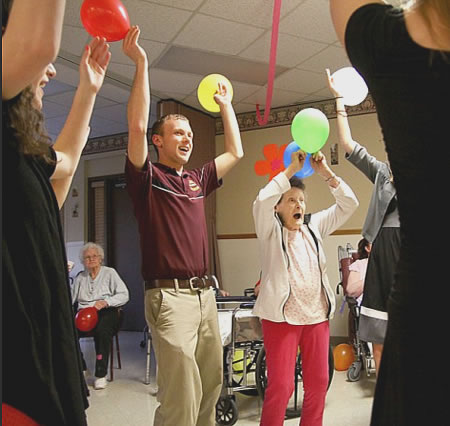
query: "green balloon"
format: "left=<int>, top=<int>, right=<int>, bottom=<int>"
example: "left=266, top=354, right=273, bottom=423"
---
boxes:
left=291, top=108, right=330, bottom=153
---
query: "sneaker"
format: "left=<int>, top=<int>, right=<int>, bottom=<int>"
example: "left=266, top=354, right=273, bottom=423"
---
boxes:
left=94, top=377, right=108, bottom=390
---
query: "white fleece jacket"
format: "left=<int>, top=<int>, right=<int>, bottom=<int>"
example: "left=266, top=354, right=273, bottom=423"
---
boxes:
left=252, top=172, right=359, bottom=323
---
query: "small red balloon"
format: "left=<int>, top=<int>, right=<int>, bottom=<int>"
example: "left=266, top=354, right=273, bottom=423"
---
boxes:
left=75, top=307, right=99, bottom=332
left=80, top=0, right=131, bottom=42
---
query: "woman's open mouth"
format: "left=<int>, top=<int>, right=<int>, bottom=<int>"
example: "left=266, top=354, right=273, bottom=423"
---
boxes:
left=293, top=213, right=302, bottom=220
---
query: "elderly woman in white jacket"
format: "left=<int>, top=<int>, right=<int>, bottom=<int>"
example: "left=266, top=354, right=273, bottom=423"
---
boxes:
left=253, top=150, right=358, bottom=426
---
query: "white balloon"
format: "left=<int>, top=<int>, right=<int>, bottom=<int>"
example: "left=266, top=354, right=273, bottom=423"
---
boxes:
left=331, top=67, right=368, bottom=106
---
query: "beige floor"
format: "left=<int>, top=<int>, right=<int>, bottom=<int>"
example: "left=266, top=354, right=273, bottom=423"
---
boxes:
left=81, top=331, right=376, bottom=426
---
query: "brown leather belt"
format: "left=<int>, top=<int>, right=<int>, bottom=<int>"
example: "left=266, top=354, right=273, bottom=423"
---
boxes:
left=145, top=276, right=217, bottom=291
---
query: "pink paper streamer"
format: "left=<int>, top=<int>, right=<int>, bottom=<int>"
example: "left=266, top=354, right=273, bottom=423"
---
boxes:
left=256, top=0, right=283, bottom=126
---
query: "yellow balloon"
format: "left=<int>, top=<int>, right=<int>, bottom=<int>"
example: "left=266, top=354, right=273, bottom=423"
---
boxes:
left=197, top=74, right=233, bottom=113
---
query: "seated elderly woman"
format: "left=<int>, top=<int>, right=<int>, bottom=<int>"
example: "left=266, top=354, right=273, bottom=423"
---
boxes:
left=72, top=242, right=129, bottom=390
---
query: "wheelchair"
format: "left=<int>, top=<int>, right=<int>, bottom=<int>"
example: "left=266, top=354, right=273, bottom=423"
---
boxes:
left=336, top=244, right=376, bottom=382
left=215, top=290, right=262, bottom=425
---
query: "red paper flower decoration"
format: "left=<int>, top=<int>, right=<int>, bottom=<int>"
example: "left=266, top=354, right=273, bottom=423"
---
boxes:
left=254, top=143, right=287, bottom=181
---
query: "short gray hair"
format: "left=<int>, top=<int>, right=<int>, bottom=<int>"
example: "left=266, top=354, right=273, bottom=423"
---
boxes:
left=79, top=242, right=105, bottom=263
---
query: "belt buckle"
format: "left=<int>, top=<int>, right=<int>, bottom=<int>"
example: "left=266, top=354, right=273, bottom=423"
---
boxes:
left=189, top=276, right=204, bottom=291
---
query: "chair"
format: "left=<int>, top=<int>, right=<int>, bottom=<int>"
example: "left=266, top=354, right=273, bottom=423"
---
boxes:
left=79, top=307, right=123, bottom=382
left=109, top=309, right=123, bottom=381
left=336, top=244, right=375, bottom=381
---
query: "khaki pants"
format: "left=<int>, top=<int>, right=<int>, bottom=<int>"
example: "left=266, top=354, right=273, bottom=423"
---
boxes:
left=145, top=287, right=223, bottom=426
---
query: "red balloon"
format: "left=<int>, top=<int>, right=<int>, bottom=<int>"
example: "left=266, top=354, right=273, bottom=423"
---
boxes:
left=75, top=307, right=99, bottom=332
left=333, top=343, right=355, bottom=371
left=80, top=0, right=131, bottom=42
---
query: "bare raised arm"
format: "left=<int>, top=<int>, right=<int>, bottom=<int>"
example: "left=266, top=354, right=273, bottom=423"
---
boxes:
left=123, top=26, right=150, bottom=170
left=51, top=38, right=111, bottom=208
left=326, top=69, right=356, bottom=155
left=2, top=0, right=66, bottom=100
left=213, top=82, right=244, bottom=180
left=329, top=0, right=382, bottom=48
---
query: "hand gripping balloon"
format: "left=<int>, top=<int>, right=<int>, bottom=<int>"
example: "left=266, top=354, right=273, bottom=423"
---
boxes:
left=197, top=74, right=233, bottom=113
left=283, top=141, right=314, bottom=178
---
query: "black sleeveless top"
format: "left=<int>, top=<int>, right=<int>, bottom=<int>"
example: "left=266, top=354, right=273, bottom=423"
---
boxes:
left=346, top=4, right=450, bottom=294
left=345, top=7, right=449, bottom=423
left=2, top=97, right=89, bottom=425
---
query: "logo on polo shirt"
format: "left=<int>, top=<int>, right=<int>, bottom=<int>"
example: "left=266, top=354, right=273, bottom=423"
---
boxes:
left=188, top=179, right=200, bottom=192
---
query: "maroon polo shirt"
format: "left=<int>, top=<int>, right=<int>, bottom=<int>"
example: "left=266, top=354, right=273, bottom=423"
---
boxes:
left=125, top=156, right=222, bottom=281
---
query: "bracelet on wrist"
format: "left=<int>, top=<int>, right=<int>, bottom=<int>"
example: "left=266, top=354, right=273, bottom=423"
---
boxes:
left=325, top=174, right=336, bottom=182
left=336, top=110, right=348, bottom=117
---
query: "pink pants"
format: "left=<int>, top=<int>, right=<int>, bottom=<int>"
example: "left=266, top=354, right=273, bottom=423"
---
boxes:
left=260, top=320, right=330, bottom=426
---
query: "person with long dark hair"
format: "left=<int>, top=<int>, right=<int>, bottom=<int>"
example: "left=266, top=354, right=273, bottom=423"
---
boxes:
left=330, top=1, right=450, bottom=424
left=2, top=0, right=110, bottom=424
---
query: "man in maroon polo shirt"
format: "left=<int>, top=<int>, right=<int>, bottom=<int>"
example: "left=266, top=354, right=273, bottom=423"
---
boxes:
left=122, top=27, right=243, bottom=426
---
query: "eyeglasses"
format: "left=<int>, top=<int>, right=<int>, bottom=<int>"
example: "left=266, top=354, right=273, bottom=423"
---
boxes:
left=84, top=255, right=99, bottom=261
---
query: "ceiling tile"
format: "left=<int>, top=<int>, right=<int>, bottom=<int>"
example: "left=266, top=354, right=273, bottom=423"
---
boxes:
left=296, top=45, right=351, bottom=73
left=52, top=62, right=82, bottom=87
left=228, top=81, right=262, bottom=103
left=98, top=83, right=132, bottom=103
left=42, top=100, right=71, bottom=119
left=241, top=87, right=309, bottom=108
left=280, top=0, right=338, bottom=44
left=173, top=14, right=264, bottom=55
left=89, top=114, right=124, bottom=127
left=108, top=38, right=168, bottom=67
left=180, top=94, right=206, bottom=113
left=107, top=63, right=137, bottom=83
left=93, top=104, right=129, bottom=124
left=232, top=102, right=258, bottom=114
left=154, top=45, right=287, bottom=86
left=142, top=0, right=204, bottom=10
left=127, top=0, right=193, bottom=43
left=45, top=90, right=78, bottom=107
left=88, top=114, right=129, bottom=137
left=309, top=86, right=337, bottom=100
left=43, top=79, right=76, bottom=97
left=199, top=0, right=304, bottom=29
left=89, top=123, right=129, bottom=139
left=46, top=90, right=118, bottom=109
left=63, top=0, right=84, bottom=28
left=45, top=115, right=68, bottom=137
left=150, top=68, right=203, bottom=95
left=274, top=68, right=327, bottom=94
left=92, top=96, right=121, bottom=109
left=239, top=31, right=327, bottom=68
left=299, top=93, right=330, bottom=105
left=60, top=25, right=90, bottom=57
